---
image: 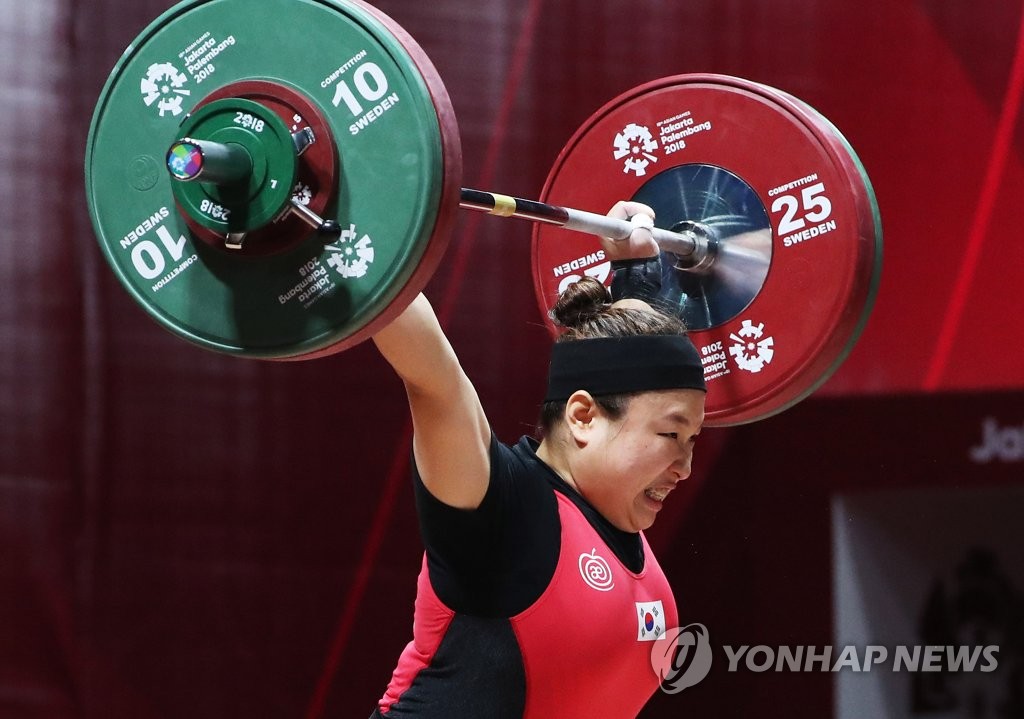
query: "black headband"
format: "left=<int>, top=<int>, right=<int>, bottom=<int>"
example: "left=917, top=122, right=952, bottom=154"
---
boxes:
left=544, top=334, right=707, bottom=403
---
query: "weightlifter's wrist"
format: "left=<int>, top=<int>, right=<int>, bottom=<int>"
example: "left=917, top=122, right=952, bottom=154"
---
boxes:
left=609, top=254, right=663, bottom=304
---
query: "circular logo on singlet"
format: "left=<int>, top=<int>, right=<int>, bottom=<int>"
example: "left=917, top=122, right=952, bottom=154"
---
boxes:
left=578, top=548, right=614, bottom=591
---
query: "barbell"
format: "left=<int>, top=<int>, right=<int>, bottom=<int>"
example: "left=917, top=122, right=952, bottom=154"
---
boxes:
left=84, top=0, right=882, bottom=426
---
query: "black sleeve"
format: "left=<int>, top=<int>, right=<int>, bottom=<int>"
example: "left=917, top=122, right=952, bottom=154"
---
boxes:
left=412, top=434, right=560, bottom=618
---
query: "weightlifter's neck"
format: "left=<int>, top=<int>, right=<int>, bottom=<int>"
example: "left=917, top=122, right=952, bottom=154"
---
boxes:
left=535, top=436, right=580, bottom=494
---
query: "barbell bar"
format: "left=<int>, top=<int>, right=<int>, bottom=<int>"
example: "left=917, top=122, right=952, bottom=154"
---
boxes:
left=458, top=189, right=712, bottom=268
left=164, top=134, right=713, bottom=263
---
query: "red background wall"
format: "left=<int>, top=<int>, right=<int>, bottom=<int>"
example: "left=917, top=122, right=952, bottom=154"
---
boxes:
left=1, top=0, right=1022, bottom=717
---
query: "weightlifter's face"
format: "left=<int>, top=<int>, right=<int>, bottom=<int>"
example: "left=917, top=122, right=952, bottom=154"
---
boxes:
left=567, top=388, right=705, bottom=533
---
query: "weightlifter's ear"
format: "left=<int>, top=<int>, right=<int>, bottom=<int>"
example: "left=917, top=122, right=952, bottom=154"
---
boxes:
left=564, top=390, right=598, bottom=447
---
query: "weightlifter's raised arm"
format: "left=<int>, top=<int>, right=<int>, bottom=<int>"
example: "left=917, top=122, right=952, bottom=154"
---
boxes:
left=370, top=201, right=659, bottom=513
left=371, top=293, right=490, bottom=510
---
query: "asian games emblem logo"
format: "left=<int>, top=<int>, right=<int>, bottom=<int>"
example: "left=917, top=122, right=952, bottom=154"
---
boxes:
left=578, top=548, right=614, bottom=591
left=140, top=62, right=192, bottom=118
left=729, top=319, right=775, bottom=373
left=613, top=123, right=659, bottom=177
left=326, top=223, right=376, bottom=279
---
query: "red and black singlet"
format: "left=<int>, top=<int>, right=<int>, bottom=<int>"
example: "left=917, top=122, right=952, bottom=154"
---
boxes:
left=372, top=436, right=677, bottom=718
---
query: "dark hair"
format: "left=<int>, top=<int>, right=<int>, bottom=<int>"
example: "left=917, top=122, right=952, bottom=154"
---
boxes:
left=537, top=277, right=688, bottom=435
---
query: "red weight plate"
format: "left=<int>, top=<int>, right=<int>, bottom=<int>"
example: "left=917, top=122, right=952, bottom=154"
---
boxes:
left=532, top=74, right=881, bottom=426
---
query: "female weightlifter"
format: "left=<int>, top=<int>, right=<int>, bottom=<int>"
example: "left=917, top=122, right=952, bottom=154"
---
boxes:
left=369, top=202, right=706, bottom=718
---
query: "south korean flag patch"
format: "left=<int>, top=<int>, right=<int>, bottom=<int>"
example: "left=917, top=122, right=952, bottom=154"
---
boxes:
left=636, top=600, right=666, bottom=641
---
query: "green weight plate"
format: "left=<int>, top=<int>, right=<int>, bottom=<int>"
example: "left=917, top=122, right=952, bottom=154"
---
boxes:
left=86, top=0, right=462, bottom=358
left=169, top=97, right=298, bottom=233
